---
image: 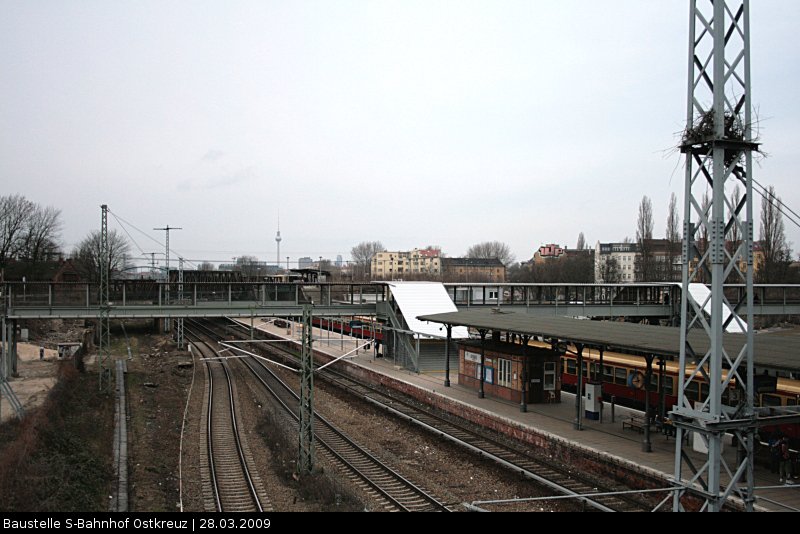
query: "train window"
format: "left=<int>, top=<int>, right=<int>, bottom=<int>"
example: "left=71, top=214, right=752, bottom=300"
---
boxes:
left=544, top=362, right=556, bottom=391
left=685, top=381, right=699, bottom=400
left=650, top=374, right=660, bottom=390
left=614, top=367, right=627, bottom=385
left=591, top=363, right=601, bottom=380
left=580, top=361, right=587, bottom=376
left=603, top=365, right=613, bottom=380
left=761, top=394, right=782, bottom=407
left=701, top=383, right=709, bottom=400
left=788, top=397, right=798, bottom=407
left=566, top=359, right=576, bottom=375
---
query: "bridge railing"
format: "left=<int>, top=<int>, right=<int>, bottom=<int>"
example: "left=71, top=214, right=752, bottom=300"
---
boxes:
left=443, top=283, right=677, bottom=307
left=723, top=284, right=800, bottom=307
left=2, top=281, right=388, bottom=309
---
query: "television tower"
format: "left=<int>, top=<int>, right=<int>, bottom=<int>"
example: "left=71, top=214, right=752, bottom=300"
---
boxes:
left=275, top=213, right=282, bottom=267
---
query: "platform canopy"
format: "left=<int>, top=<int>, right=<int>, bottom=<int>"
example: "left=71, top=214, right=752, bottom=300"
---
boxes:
left=416, top=308, right=799, bottom=373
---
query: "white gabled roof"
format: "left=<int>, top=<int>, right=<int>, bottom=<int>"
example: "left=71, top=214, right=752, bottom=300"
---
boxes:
left=387, top=282, right=470, bottom=339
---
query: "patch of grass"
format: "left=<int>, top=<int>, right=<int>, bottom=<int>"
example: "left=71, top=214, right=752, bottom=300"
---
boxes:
left=0, top=364, right=114, bottom=512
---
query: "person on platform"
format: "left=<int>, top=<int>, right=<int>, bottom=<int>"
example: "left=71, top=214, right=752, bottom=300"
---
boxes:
left=779, top=436, right=794, bottom=484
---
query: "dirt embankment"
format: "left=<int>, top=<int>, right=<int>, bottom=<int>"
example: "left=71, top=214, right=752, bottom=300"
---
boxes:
left=0, top=363, right=114, bottom=512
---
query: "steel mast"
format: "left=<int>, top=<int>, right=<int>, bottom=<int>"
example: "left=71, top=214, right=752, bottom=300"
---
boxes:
left=99, top=204, right=112, bottom=390
left=672, top=0, right=757, bottom=512
left=154, top=225, right=181, bottom=333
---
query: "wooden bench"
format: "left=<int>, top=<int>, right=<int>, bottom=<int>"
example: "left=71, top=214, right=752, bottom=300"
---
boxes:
left=622, top=415, right=648, bottom=433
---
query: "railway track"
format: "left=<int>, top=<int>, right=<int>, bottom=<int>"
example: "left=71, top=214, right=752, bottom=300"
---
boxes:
left=238, top=352, right=451, bottom=512
left=194, top=318, right=654, bottom=511
left=320, top=370, right=647, bottom=512
left=189, top=331, right=272, bottom=512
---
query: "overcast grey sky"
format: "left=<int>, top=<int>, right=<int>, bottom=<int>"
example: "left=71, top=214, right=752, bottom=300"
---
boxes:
left=2, top=1, right=798, bottom=266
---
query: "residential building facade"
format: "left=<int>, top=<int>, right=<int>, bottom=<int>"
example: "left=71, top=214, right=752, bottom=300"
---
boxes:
left=371, top=247, right=442, bottom=279
left=594, top=241, right=639, bottom=283
left=441, top=257, right=505, bottom=283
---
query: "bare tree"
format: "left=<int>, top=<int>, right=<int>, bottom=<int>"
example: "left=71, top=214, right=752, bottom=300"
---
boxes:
left=758, top=185, right=791, bottom=283
left=73, top=230, right=131, bottom=282
left=465, top=241, right=515, bottom=266
left=19, top=205, right=62, bottom=262
left=576, top=232, right=586, bottom=250
left=350, top=241, right=386, bottom=280
left=636, top=196, right=654, bottom=281
left=235, top=255, right=263, bottom=281
left=0, top=194, right=35, bottom=265
left=597, top=256, right=621, bottom=283
left=666, top=193, right=681, bottom=281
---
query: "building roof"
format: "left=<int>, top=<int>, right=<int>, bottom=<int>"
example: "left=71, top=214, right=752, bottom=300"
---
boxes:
left=416, top=308, right=799, bottom=372
left=388, top=282, right=469, bottom=339
left=417, top=248, right=440, bottom=258
left=2, top=260, right=80, bottom=282
left=441, top=257, right=504, bottom=268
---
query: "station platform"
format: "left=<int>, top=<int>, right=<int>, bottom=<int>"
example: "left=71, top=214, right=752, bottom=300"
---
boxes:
left=230, top=317, right=800, bottom=512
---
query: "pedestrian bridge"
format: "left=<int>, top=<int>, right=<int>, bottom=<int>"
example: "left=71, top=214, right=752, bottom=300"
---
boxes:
left=2, top=281, right=798, bottom=321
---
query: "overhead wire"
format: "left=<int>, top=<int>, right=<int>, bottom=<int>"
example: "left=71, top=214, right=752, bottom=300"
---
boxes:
left=107, top=208, right=198, bottom=269
left=750, top=178, right=800, bottom=231
left=110, top=211, right=146, bottom=256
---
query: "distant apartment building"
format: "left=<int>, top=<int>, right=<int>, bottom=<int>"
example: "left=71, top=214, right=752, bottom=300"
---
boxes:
left=441, top=257, right=505, bottom=283
left=595, top=239, right=680, bottom=282
left=594, top=241, right=639, bottom=282
left=371, top=247, right=441, bottom=279
left=298, top=256, right=313, bottom=270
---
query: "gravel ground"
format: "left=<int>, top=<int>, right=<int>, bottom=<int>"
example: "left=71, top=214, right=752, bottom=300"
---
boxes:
left=259, top=361, right=575, bottom=512
left=125, top=331, right=194, bottom=512
left=126, top=326, right=579, bottom=512
left=229, top=358, right=366, bottom=511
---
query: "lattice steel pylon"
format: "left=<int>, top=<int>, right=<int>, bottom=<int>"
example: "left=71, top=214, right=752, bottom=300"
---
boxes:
left=177, top=257, right=184, bottom=350
left=672, top=0, right=757, bottom=512
left=99, top=205, right=112, bottom=390
left=154, top=225, right=181, bottom=333
left=298, top=305, right=315, bottom=474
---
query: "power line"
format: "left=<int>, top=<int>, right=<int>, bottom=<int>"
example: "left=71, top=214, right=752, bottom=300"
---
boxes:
left=751, top=178, right=800, bottom=231
left=107, top=209, right=198, bottom=269
left=109, top=211, right=146, bottom=255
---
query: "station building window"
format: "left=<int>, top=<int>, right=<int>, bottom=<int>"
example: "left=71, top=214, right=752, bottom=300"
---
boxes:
left=498, top=359, right=512, bottom=388
left=544, top=362, right=556, bottom=391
